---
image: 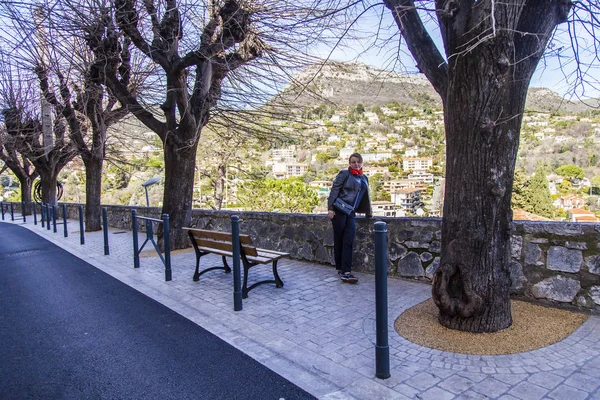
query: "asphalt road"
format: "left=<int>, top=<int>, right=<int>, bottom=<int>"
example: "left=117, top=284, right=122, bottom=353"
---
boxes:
left=0, top=222, right=315, bottom=400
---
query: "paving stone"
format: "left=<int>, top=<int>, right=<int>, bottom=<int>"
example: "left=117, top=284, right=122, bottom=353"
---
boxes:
left=438, top=374, right=478, bottom=394
left=547, top=384, right=589, bottom=400
left=507, top=381, right=548, bottom=400
left=420, top=386, right=455, bottom=400
left=526, top=372, right=563, bottom=389
left=404, top=372, right=441, bottom=391
left=471, top=378, right=511, bottom=398
left=564, top=372, right=600, bottom=392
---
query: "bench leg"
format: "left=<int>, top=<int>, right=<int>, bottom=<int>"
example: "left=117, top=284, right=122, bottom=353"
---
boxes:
left=193, top=255, right=202, bottom=281
left=242, top=261, right=250, bottom=299
left=221, top=256, right=232, bottom=273
left=193, top=254, right=231, bottom=281
left=273, top=260, right=283, bottom=288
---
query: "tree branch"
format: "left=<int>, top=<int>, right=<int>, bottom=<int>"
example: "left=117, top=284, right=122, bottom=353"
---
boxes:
left=383, top=0, right=448, bottom=98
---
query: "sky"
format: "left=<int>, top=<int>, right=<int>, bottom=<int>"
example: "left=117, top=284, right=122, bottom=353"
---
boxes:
left=313, top=6, right=600, bottom=101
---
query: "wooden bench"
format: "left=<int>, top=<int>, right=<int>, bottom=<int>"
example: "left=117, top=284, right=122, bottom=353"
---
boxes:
left=184, top=228, right=288, bottom=298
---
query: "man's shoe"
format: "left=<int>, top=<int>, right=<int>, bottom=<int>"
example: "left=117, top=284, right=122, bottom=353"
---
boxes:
left=340, top=273, right=358, bottom=284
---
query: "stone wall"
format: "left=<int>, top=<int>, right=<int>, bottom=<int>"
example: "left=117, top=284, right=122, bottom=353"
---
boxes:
left=9, top=202, right=600, bottom=312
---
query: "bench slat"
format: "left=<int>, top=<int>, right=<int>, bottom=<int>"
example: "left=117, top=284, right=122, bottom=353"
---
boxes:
left=184, top=227, right=253, bottom=244
left=196, top=247, right=283, bottom=264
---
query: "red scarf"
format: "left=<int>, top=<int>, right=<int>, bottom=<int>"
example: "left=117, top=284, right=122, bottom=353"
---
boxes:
left=349, top=168, right=363, bottom=175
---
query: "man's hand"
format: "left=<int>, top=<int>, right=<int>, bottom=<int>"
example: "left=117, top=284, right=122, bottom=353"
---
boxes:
left=327, top=210, right=335, bottom=219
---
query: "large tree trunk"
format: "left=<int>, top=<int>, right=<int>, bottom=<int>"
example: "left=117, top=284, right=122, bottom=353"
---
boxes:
left=432, top=41, right=529, bottom=333
left=38, top=170, right=59, bottom=206
left=83, top=154, right=103, bottom=231
left=160, top=138, right=199, bottom=250
left=18, top=176, right=34, bottom=215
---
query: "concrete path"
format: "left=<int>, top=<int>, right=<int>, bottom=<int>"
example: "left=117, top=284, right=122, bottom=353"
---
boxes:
left=3, top=214, right=600, bottom=399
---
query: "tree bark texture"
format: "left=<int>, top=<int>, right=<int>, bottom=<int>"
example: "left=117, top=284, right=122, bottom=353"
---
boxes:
left=160, top=138, right=199, bottom=249
left=38, top=169, right=59, bottom=205
left=83, top=154, right=103, bottom=231
left=384, top=0, right=571, bottom=332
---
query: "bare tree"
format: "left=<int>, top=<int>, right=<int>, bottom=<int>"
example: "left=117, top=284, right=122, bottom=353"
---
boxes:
left=0, top=129, right=39, bottom=213
left=72, top=0, right=340, bottom=248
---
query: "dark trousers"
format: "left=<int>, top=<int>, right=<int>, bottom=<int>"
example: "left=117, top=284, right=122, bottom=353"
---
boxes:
left=332, top=213, right=356, bottom=273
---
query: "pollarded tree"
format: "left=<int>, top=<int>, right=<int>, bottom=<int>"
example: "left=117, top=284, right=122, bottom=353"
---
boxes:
left=73, top=0, right=339, bottom=249
left=0, top=128, right=38, bottom=214
left=370, top=0, right=600, bottom=332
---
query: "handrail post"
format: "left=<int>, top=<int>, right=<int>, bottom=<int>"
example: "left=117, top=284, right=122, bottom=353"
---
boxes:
left=79, top=206, right=85, bottom=245
left=102, top=207, right=109, bottom=255
left=46, top=204, right=51, bottom=230
left=52, top=205, right=58, bottom=233
left=21, top=202, right=26, bottom=223
left=10, top=202, right=14, bottom=221
left=374, top=221, right=390, bottom=379
left=163, top=214, right=171, bottom=281
left=132, top=210, right=140, bottom=269
left=33, top=203, right=37, bottom=225
left=62, top=204, right=68, bottom=237
left=231, top=215, right=242, bottom=311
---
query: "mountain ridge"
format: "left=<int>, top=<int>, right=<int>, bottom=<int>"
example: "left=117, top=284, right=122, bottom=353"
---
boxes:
left=281, top=61, right=598, bottom=113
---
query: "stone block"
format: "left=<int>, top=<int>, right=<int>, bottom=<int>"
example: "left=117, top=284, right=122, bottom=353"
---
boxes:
left=565, top=241, right=588, bottom=250
left=511, top=235, right=523, bottom=259
left=590, top=286, right=600, bottom=306
left=388, top=242, right=407, bottom=261
left=508, top=261, right=526, bottom=291
left=420, top=252, right=433, bottom=263
left=397, top=252, right=424, bottom=277
left=425, top=257, right=440, bottom=280
left=585, top=255, right=600, bottom=275
left=531, top=275, right=580, bottom=303
left=547, top=246, right=582, bottom=273
left=429, top=240, right=441, bottom=254
left=524, top=243, right=542, bottom=266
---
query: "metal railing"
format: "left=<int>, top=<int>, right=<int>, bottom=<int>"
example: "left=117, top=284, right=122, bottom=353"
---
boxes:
left=131, top=209, right=172, bottom=281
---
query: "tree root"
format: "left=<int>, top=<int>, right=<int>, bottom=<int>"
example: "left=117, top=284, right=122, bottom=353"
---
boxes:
left=432, top=240, right=483, bottom=318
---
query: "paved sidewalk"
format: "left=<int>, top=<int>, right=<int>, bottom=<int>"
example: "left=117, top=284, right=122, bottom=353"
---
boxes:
left=4, top=215, right=600, bottom=399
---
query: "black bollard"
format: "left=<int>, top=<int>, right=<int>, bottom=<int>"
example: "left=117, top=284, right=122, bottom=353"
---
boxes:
left=21, top=202, right=26, bottom=223
left=374, top=221, right=390, bottom=379
left=132, top=210, right=139, bottom=269
left=102, top=207, right=109, bottom=255
left=231, top=215, right=242, bottom=311
left=52, top=205, right=58, bottom=233
left=163, top=214, right=172, bottom=281
left=1, top=201, right=4, bottom=220
left=10, top=202, right=14, bottom=221
left=62, top=204, right=68, bottom=237
left=79, top=206, right=85, bottom=245
left=33, top=203, right=37, bottom=225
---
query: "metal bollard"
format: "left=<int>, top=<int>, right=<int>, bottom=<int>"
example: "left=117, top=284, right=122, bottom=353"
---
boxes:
left=52, top=205, right=58, bottom=233
left=231, top=215, right=242, bottom=311
left=33, top=203, right=37, bottom=225
left=163, top=214, right=171, bottom=281
left=1, top=201, right=4, bottom=220
left=102, top=207, right=109, bottom=255
left=374, top=221, right=390, bottom=379
left=21, top=202, right=26, bottom=223
left=79, top=206, right=85, bottom=245
left=62, top=204, right=68, bottom=237
left=132, top=210, right=139, bottom=268
left=10, top=202, right=14, bottom=221
left=40, top=204, right=45, bottom=227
